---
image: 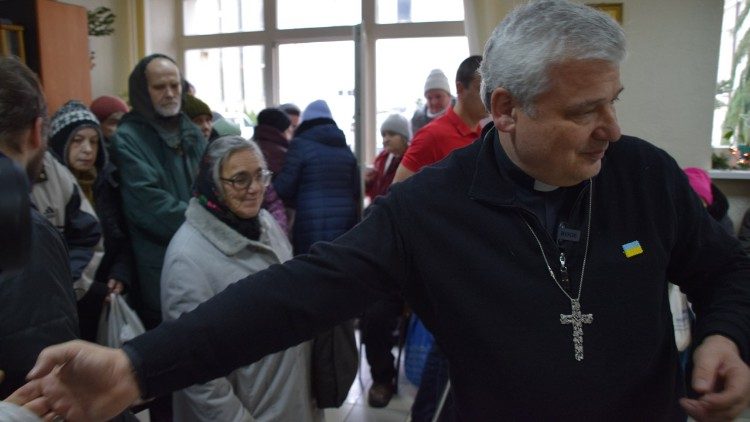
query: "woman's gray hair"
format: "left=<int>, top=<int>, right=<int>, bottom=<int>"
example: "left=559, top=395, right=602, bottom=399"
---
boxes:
left=206, top=135, right=267, bottom=197
left=480, top=0, right=626, bottom=115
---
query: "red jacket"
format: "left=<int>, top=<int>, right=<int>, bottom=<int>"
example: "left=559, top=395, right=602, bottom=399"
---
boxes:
left=365, top=150, right=401, bottom=200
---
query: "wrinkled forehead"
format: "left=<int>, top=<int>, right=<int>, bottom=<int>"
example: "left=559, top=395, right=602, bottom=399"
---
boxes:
left=145, top=59, right=180, bottom=84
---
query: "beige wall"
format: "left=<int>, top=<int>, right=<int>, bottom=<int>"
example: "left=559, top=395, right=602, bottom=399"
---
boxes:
left=58, top=0, right=141, bottom=100
left=464, top=0, right=723, bottom=168
left=58, top=0, right=172, bottom=101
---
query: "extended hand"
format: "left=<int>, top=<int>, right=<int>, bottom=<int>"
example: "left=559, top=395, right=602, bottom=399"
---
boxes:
left=26, top=340, right=141, bottom=422
left=4, top=377, right=54, bottom=419
left=680, top=335, right=750, bottom=421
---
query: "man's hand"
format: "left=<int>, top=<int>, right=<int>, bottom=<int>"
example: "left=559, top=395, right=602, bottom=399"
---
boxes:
left=6, top=380, right=53, bottom=419
left=26, top=340, right=141, bottom=422
left=680, top=335, right=750, bottom=421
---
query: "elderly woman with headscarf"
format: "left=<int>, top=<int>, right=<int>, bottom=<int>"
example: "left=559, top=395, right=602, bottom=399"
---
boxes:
left=160, top=136, right=323, bottom=422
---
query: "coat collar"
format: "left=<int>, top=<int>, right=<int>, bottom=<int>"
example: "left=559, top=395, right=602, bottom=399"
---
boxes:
left=467, top=124, right=518, bottom=207
left=185, top=198, right=275, bottom=256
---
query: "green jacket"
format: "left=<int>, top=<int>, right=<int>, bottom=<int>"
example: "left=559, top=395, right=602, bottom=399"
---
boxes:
left=112, top=112, right=206, bottom=323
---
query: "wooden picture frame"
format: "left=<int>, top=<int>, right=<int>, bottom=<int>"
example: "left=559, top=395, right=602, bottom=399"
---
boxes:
left=0, top=24, right=25, bottom=63
left=588, top=3, right=623, bottom=25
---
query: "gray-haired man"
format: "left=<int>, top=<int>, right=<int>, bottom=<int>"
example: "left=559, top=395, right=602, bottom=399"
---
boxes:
left=24, top=2, right=750, bottom=420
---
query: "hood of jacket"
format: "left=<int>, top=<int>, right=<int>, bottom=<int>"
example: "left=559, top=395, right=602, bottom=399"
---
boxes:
left=293, top=118, right=347, bottom=148
left=253, top=124, right=290, bottom=148
left=128, top=54, right=184, bottom=124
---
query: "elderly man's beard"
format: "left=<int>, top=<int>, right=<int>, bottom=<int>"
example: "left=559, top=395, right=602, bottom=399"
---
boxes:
left=155, top=102, right=181, bottom=117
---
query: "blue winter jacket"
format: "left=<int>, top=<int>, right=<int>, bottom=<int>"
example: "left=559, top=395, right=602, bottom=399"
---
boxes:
left=274, top=118, right=360, bottom=254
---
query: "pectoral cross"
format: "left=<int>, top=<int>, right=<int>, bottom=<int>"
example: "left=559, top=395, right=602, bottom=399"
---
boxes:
left=560, top=299, right=593, bottom=361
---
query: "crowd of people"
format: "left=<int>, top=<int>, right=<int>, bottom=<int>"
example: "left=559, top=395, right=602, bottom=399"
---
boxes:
left=1, top=1, right=750, bottom=421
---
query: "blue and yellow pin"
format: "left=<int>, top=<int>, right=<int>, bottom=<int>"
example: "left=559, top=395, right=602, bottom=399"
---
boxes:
left=622, top=240, right=644, bottom=258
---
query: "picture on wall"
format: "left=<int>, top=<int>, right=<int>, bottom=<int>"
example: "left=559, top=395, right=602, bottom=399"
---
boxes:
left=588, top=3, right=623, bottom=24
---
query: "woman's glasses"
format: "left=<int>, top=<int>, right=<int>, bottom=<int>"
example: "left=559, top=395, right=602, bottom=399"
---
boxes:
left=220, top=169, right=273, bottom=190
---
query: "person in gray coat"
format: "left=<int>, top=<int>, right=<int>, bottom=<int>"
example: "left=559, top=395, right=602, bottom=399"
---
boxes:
left=161, top=136, right=322, bottom=422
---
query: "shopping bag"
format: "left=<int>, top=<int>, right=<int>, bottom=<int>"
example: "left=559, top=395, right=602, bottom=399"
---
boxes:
left=311, top=320, right=358, bottom=408
left=668, top=283, right=692, bottom=352
left=96, top=293, right=146, bottom=348
left=404, top=314, right=434, bottom=386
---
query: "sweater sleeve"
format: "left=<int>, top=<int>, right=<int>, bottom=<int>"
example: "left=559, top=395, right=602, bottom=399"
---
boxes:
left=738, top=209, right=750, bottom=256
left=64, top=185, right=102, bottom=282
left=124, top=193, right=411, bottom=398
left=399, top=127, right=437, bottom=173
left=665, top=158, right=750, bottom=362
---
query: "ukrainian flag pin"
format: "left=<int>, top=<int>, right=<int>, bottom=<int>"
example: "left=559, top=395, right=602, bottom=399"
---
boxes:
left=622, top=240, right=644, bottom=258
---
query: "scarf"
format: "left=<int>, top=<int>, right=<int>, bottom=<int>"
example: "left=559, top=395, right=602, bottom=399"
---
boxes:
left=73, top=168, right=97, bottom=206
left=192, top=151, right=261, bottom=241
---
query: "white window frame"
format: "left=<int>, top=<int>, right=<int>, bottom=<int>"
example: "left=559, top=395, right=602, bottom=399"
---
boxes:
left=176, top=0, right=465, bottom=165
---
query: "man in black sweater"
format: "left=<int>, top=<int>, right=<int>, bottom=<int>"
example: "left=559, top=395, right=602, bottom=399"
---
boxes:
left=23, top=1, right=750, bottom=421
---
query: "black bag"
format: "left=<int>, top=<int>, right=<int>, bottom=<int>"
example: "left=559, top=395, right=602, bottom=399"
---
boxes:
left=311, top=320, right=358, bottom=408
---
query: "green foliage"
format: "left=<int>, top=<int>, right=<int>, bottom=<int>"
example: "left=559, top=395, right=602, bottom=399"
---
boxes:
left=720, top=1, right=750, bottom=145
left=88, top=7, right=115, bottom=37
left=245, top=110, right=257, bottom=125
left=712, top=152, right=730, bottom=169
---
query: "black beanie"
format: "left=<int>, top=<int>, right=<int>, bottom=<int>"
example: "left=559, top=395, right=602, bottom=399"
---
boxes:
left=257, top=108, right=291, bottom=132
left=183, top=94, right=212, bottom=119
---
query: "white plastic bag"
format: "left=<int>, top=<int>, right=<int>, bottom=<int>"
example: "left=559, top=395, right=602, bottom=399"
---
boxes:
left=668, top=283, right=692, bottom=352
left=96, top=293, right=146, bottom=348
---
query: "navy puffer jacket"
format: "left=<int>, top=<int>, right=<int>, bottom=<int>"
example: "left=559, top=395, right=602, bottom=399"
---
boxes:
left=274, top=118, right=360, bottom=254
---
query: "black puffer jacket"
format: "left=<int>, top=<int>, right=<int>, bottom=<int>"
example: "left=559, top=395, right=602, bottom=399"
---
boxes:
left=0, top=208, right=78, bottom=398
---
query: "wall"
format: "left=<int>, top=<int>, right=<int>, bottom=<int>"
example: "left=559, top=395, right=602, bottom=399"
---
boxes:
left=143, top=0, right=179, bottom=63
left=58, top=0, right=140, bottom=100
left=464, top=0, right=750, bottom=225
left=618, top=0, right=722, bottom=168
left=464, top=0, right=723, bottom=168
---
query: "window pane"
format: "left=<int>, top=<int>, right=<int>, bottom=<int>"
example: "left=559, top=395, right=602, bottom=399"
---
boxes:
left=279, top=41, right=355, bottom=149
left=713, top=0, right=750, bottom=148
left=183, top=0, right=263, bottom=36
left=277, top=0, right=361, bottom=29
left=377, top=0, right=464, bottom=24
left=184, top=46, right=265, bottom=139
left=375, top=37, right=469, bottom=151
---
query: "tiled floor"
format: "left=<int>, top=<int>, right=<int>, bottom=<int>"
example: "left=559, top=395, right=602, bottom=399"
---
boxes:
left=324, top=345, right=417, bottom=422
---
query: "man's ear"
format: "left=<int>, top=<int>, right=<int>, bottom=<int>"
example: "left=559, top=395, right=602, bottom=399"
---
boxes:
left=455, top=81, right=465, bottom=98
left=491, top=88, right=516, bottom=133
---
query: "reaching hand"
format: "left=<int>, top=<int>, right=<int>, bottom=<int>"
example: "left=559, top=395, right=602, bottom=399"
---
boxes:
left=680, top=335, right=750, bottom=421
left=26, top=340, right=141, bottom=422
left=104, top=279, right=125, bottom=303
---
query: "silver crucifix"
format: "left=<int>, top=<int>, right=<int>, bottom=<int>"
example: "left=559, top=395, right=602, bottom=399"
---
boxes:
left=560, top=298, right=593, bottom=361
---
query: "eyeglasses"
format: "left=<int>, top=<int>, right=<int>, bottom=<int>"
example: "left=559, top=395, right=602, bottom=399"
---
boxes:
left=220, top=169, right=273, bottom=190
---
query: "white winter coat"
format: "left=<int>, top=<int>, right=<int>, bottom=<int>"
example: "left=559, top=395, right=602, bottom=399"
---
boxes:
left=161, top=198, right=323, bottom=422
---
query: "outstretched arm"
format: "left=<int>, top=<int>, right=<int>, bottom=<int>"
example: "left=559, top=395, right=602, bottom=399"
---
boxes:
left=28, top=341, right=140, bottom=422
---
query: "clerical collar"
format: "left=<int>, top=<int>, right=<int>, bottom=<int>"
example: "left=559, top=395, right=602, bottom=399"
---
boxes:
left=533, top=180, right=559, bottom=192
left=493, top=132, right=586, bottom=236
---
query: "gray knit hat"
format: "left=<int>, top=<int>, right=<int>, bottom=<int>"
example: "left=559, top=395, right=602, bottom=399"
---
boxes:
left=380, top=114, right=411, bottom=142
left=423, top=69, right=451, bottom=95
